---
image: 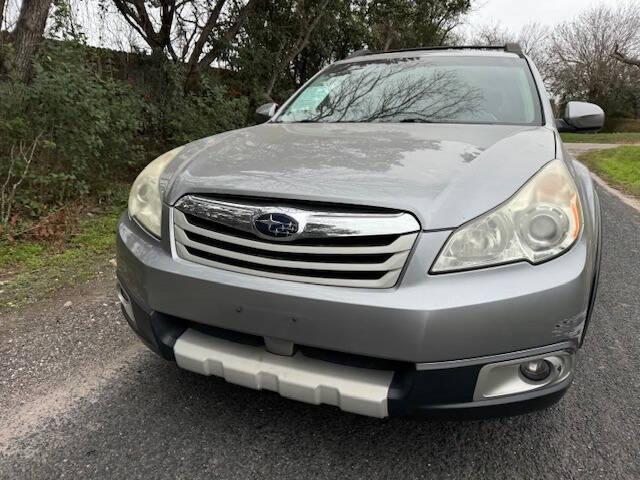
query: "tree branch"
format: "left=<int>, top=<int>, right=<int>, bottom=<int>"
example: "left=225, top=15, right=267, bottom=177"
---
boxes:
left=185, top=0, right=226, bottom=71
left=612, top=43, right=640, bottom=67
left=196, top=0, right=261, bottom=69
left=112, top=0, right=176, bottom=52
left=264, top=0, right=330, bottom=99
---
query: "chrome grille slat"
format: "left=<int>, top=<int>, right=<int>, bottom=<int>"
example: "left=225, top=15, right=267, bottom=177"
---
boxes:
left=175, top=195, right=420, bottom=239
left=175, top=227, right=410, bottom=271
left=182, top=229, right=395, bottom=263
left=175, top=243, right=401, bottom=288
left=172, top=196, right=420, bottom=289
left=181, top=211, right=404, bottom=246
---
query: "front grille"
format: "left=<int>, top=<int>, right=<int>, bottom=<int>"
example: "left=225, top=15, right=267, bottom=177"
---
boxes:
left=172, top=195, right=420, bottom=288
left=183, top=229, right=393, bottom=263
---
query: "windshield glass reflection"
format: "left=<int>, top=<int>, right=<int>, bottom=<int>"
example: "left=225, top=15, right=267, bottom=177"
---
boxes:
left=276, top=56, right=542, bottom=125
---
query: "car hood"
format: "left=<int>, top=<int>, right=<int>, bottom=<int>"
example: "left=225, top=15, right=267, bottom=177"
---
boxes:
left=165, top=123, right=556, bottom=230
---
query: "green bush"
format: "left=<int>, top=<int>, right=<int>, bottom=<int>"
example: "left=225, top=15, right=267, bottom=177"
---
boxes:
left=0, top=43, right=145, bottom=219
left=134, top=55, right=249, bottom=149
left=164, top=79, right=249, bottom=146
left=0, top=41, right=251, bottom=231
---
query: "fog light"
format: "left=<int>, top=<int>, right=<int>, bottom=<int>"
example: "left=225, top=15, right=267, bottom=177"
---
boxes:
left=519, top=359, right=552, bottom=381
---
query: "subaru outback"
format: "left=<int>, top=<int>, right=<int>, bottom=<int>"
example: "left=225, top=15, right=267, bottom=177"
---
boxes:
left=117, top=44, right=603, bottom=418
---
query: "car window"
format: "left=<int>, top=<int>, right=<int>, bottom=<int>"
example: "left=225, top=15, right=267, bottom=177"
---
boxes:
left=275, top=56, right=542, bottom=125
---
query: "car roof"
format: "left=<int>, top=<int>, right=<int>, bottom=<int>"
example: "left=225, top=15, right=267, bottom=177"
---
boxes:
left=334, top=45, right=525, bottom=65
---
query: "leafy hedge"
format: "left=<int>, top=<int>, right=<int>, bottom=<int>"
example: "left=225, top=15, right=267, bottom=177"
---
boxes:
left=0, top=42, right=250, bottom=231
left=603, top=117, right=640, bottom=133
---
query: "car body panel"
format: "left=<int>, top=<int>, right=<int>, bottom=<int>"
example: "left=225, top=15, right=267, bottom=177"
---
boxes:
left=164, top=123, right=555, bottom=231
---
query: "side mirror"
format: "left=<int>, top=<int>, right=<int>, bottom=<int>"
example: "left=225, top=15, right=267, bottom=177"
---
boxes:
left=255, top=102, right=278, bottom=124
left=556, top=101, right=605, bottom=133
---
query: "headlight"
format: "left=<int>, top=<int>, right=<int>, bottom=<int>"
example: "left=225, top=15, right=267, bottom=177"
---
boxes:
left=431, top=159, right=582, bottom=273
left=128, top=146, right=184, bottom=237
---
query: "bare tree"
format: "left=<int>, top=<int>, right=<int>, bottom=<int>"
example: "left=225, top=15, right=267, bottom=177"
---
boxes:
left=547, top=2, right=640, bottom=112
left=111, top=0, right=178, bottom=57
left=612, top=43, right=640, bottom=69
left=11, top=0, right=53, bottom=82
left=469, top=22, right=550, bottom=75
left=469, top=23, right=510, bottom=46
left=111, top=0, right=263, bottom=90
left=182, top=0, right=261, bottom=91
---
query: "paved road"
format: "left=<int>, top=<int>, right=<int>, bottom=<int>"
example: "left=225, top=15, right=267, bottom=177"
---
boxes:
left=1, top=184, right=639, bottom=480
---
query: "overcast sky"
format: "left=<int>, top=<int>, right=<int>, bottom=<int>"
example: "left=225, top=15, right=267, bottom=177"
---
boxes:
left=466, top=0, right=626, bottom=32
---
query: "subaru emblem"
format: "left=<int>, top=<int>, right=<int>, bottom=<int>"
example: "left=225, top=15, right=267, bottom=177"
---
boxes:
left=254, top=213, right=299, bottom=239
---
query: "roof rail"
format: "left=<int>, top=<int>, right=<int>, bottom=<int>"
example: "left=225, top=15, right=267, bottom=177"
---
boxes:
left=345, top=44, right=525, bottom=60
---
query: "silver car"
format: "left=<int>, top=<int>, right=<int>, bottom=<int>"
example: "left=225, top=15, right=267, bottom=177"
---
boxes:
left=117, top=44, right=603, bottom=418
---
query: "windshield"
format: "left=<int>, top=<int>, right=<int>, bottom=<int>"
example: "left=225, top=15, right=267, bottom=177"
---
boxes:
left=275, top=56, right=542, bottom=125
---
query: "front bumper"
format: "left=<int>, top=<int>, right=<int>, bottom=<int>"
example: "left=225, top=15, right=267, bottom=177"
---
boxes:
left=118, top=211, right=594, bottom=363
left=118, top=287, right=574, bottom=418
left=116, top=210, right=594, bottom=417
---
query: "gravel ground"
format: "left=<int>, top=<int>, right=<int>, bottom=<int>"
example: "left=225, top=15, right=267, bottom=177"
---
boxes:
left=0, top=183, right=638, bottom=480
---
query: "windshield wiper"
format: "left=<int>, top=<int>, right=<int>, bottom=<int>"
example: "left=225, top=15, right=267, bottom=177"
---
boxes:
left=398, top=118, right=435, bottom=123
left=272, top=119, right=319, bottom=124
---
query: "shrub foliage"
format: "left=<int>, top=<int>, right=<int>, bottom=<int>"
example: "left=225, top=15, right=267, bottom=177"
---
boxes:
left=0, top=42, right=249, bottom=231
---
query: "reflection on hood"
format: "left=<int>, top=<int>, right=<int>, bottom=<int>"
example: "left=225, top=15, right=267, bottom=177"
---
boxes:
left=166, top=123, right=555, bottom=230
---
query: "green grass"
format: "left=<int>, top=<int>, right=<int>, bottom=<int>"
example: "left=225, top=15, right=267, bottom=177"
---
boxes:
left=561, top=132, right=640, bottom=144
left=0, top=199, right=125, bottom=309
left=579, top=146, right=640, bottom=197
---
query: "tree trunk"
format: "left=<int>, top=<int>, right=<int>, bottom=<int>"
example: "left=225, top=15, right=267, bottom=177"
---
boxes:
left=112, top=0, right=178, bottom=57
left=0, top=0, right=7, bottom=30
left=263, top=0, right=330, bottom=100
left=0, top=0, right=7, bottom=74
left=12, top=0, right=53, bottom=83
left=184, top=0, right=262, bottom=93
left=183, top=64, right=203, bottom=93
